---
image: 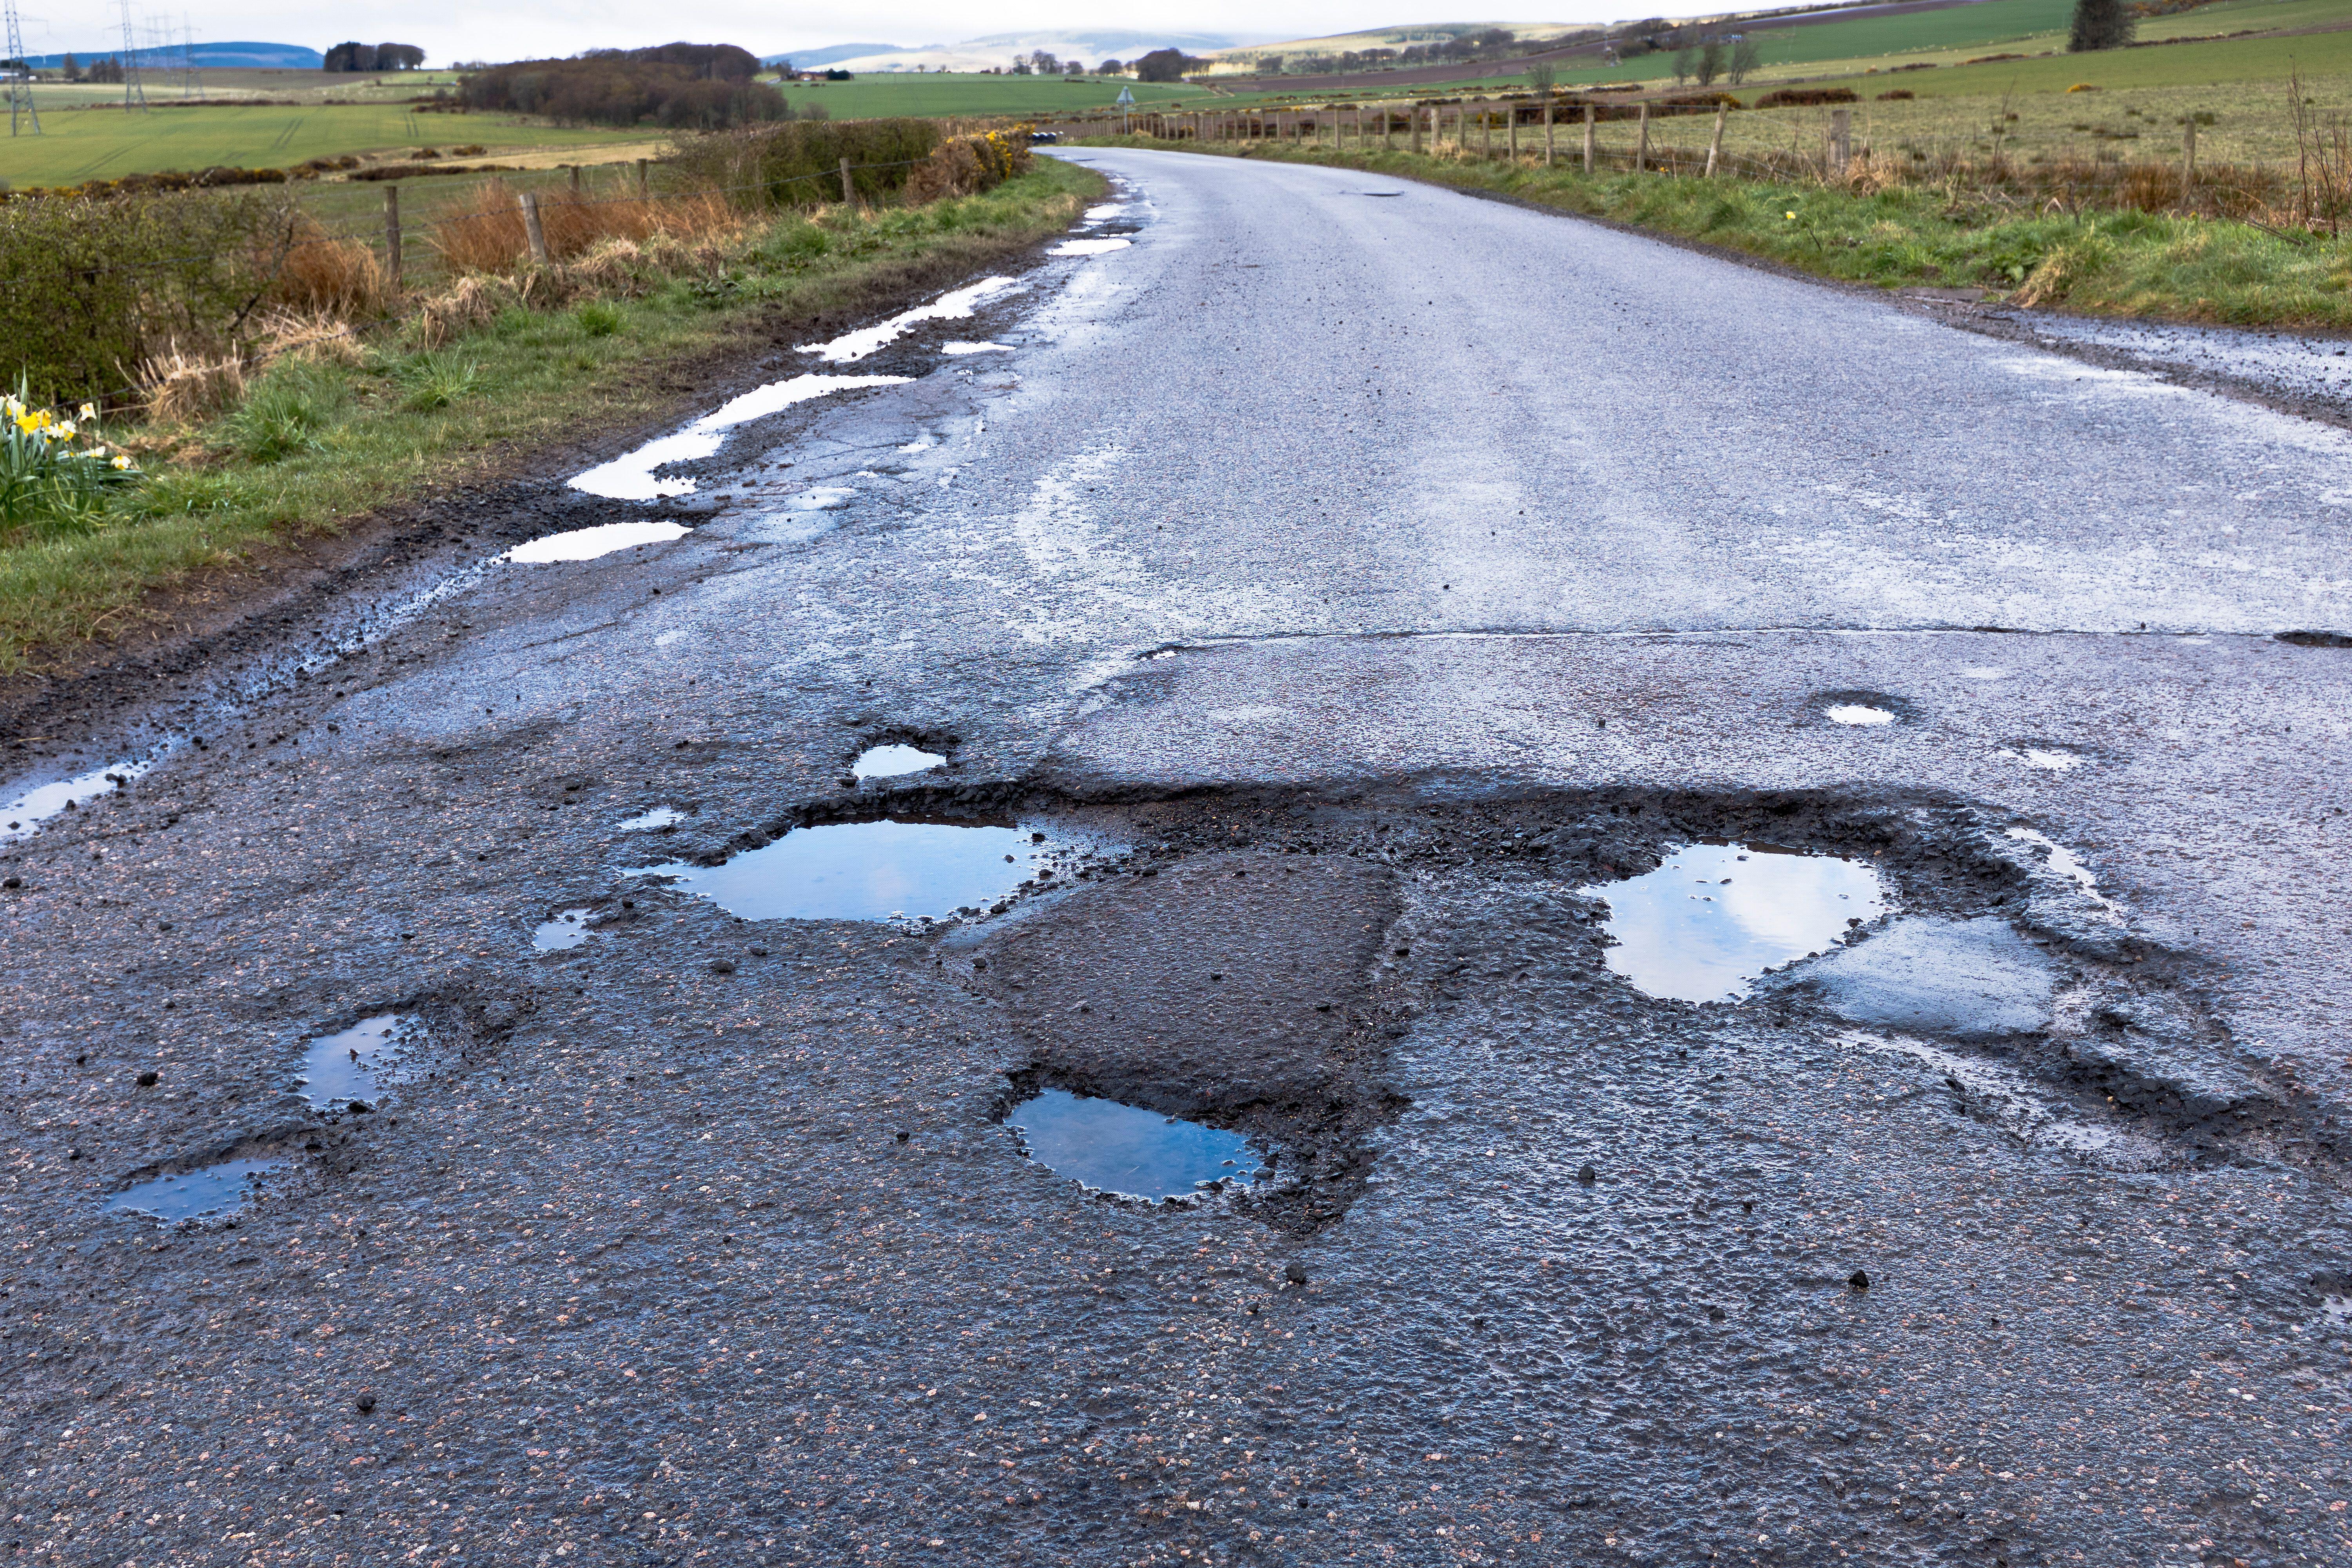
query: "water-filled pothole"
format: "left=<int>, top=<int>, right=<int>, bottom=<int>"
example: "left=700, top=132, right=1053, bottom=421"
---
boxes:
left=1051, top=237, right=1132, bottom=256
left=1590, top=842, right=1888, bottom=1003
left=1007, top=1088, right=1264, bottom=1200
left=298, top=1013, right=418, bottom=1108
left=534, top=909, right=594, bottom=950
left=797, top=276, right=1021, bottom=363
left=617, top=806, right=683, bottom=831
left=853, top=744, right=945, bottom=779
left=641, top=819, right=1064, bottom=923
left=105, top=1158, right=287, bottom=1223
left=1826, top=704, right=1896, bottom=726
left=506, top=520, right=690, bottom=563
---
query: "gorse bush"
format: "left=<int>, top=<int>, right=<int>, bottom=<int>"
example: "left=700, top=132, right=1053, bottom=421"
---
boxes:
left=0, top=380, right=141, bottom=541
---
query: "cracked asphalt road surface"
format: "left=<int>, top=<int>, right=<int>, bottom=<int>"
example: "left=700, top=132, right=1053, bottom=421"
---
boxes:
left=3, top=147, right=2348, bottom=1568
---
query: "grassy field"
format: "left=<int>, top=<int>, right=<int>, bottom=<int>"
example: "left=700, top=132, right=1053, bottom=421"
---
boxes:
left=0, top=102, right=658, bottom=189
left=0, top=156, right=1105, bottom=671
left=22, top=68, right=468, bottom=108
left=769, top=71, right=1211, bottom=121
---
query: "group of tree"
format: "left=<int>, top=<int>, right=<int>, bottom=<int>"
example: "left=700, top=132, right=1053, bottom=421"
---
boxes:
left=1132, top=48, right=1207, bottom=83
left=1667, top=33, right=1763, bottom=87
left=1006, top=49, right=1089, bottom=76
left=461, top=43, right=788, bottom=129
left=56, top=53, right=125, bottom=81
left=324, top=42, right=426, bottom=71
left=2068, top=0, right=2134, bottom=51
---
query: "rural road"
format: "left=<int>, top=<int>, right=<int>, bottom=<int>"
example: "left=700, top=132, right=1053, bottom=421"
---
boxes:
left=2, top=146, right=2347, bottom=1568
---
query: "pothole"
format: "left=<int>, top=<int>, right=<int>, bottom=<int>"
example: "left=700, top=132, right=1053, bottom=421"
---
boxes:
left=617, top=806, right=683, bottom=832
left=104, top=1157, right=287, bottom=1223
left=1051, top=238, right=1132, bottom=256
left=1006, top=1087, right=1267, bottom=1200
left=1825, top=704, right=1896, bottom=726
left=853, top=744, right=946, bottom=780
left=797, top=275, right=1021, bottom=363
left=1587, top=842, right=1889, bottom=1003
left=640, top=818, right=1075, bottom=923
left=298, top=1013, right=421, bottom=1109
left=534, top=908, right=595, bottom=951
left=505, top=520, right=690, bottom=563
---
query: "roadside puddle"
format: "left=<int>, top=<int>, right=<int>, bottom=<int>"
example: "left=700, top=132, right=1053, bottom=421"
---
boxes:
left=298, top=1013, right=417, bottom=1109
left=569, top=373, right=912, bottom=499
left=639, top=818, right=1059, bottom=922
left=617, top=807, right=683, bottom=831
left=534, top=909, right=595, bottom=950
left=506, top=520, right=690, bottom=563
left=1051, top=238, right=1132, bottom=256
left=105, top=1158, right=287, bottom=1223
left=799, top=276, right=1022, bottom=362
left=1007, top=1088, right=1264, bottom=1200
left=4, top=747, right=176, bottom=839
left=853, top=744, right=946, bottom=779
left=1825, top=704, right=1896, bottom=726
left=1590, top=842, right=1888, bottom=1003
left=942, top=341, right=1013, bottom=355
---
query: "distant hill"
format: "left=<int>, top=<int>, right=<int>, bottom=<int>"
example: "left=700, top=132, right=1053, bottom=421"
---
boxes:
left=761, top=42, right=909, bottom=68
left=24, top=41, right=325, bottom=69
left=791, top=29, right=1269, bottom=73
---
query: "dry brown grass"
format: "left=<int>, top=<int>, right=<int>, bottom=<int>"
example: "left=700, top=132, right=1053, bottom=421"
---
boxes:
left=270, top=214, right=392, bottom=316
left=249, top=307, right=366, bottom=367
left=134, top=343, right=247, bottom=426
left=410, top=274, right=523, bottom=349
left=430, top=178, right=739, bottom=275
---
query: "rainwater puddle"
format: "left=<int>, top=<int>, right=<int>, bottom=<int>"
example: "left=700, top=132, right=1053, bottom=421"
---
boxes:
left=2001, top=747, right=2082, bottom=772
left=1051, top=238, right=1132, bottom=256
left=1083, top=203, right=1127, bottom=221
left=853, top=744, right=945, bottom=779
left=639, top=819, right=1055, bottom=923
left=1825, top=704, right=1896, bottom=726
left=1007, top=1089, right=1263, bottom=1200
left=617, top=806, right=683, bottom=832
left=784, top=486, right=856, bottom=512
left=298, top=1013, right=418, bottom=1108
left=799, top=276, right=1021, bottom=363
left=569, top=374, right=912, bottom=499
left=104, top=1158, right=287, bottom=1223
left=3, top=746, right=177, bottom=839
left=534, top=909, right=594, bottom=950
left=2005, top=827, right=2124, bottom=920
left=1590, top=842, right=1888, bottom=1004
left=942, top=341, right=1012, bottom=355
left=506, top=520, right=690, bottom=563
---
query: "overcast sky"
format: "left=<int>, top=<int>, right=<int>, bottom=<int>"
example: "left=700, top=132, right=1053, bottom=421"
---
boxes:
left=20, top=2, right=1650, bottom=65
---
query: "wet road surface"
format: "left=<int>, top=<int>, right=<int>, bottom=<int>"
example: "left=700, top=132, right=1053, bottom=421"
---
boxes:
left=2, top=147, right=2348, bottom=1568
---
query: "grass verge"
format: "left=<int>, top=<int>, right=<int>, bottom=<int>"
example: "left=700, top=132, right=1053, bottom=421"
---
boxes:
left=1090, top=137, right=2352, bottom=328
left=0, top=156, right=1102, bottom=675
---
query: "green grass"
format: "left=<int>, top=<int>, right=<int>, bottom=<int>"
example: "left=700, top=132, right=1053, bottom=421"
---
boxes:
left=0, top=102, right=658, bottom=189
left=0, top=157, right=1104, bottom=671
left=1100, top=136, right=2352, bottom=326
left=775, top=71, right=1211, bottom=121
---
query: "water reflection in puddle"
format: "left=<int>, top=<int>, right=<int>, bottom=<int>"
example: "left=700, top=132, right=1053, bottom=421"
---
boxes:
left=617, top=806, right=683, bottom=831
left=534, top=909, right=594, bottom=950
left=1590, top=843, right=1888, bottom=1003
left=4, top=745, right=177, bottom=839
left=569, top=374, right=912, bottom=499
left=105, top=1158, right=286, bottom=1223
left=639, top=819, right=1053, bottom=922
left=799, top=276, right=1021, bottom=363
left=507, top=520, right=690, bottom=563
left=942, top=341, right=1012, bottom=356
left=1825, top=704, right=1896, bottom=726
left=1050, top=238, right=1132, bottom=256
left=1008, top=1089, right=1262, bottom=1200
left=853, top=744, right=945, bottom=779
left=298, top=1013, right=416, bottom=1108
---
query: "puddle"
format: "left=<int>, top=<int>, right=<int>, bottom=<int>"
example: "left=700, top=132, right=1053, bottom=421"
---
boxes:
left=506, top=520, right=690, bottom=563
left=2005, top=827, right=2124, bottom=921
left=784, top=486, right=856, bottom=511
left=852, top=744, right=946, bottom=779
left=1589, top=842, right=1889, bottom=1004
left=1082, top=202, right=1126, bottom=221
left=617, top=806, right=683, bottom=831
left=534, top=908, right=595, bottom=950
left=798, top=276, right=1021, bottom=363
left=569, top=374, right=912, bottom=499
left=639, top=819, right=1057, bottom=922
left=1050, top=238, right=1132, bottom=256
left=1007, top=1088, right=1263, bottom=1200
left=298, top=1013, right=417, bottom=1108
left=1825, top=704, right=1896, bottom=726
left=104, top=1158, right=287, bottom=1223
left=2000, top=747, right=2082, bottom=772
left=942, top=341, right=1013, bottom=355
left=3, top=745, right=178, bottom=840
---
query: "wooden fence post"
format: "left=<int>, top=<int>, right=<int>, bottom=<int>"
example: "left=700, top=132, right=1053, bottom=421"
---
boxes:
left=1411, top=103, right=1424, bottom=155
left=635, top=157, right=648, bottom=198
left=519, top=190, right=548, bottom=263
left=1706, top=101, right=1727, bottom=177
left=1508, top=103, right=1519, bottom=160
left=1583, top=102, right=1596, bottom=174
left=2182, top=114, right=2198, bottom=205
left=383, top=183, right=401, bottom=286
left=1483, top=103, right=1493, bottom=159
left=1544, top=98, right=1554, bottom=166
left=568, top=163, right=582, bottom=195
left=1635, top=102, right=1650, bottom=172
left=1829, top=108, right=1852, bottom=176
left=839, top=156, right=853, bottom=203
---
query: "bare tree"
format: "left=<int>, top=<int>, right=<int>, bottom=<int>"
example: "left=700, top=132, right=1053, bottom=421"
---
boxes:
left=1728, top=36, right=1761, bottom=85
left=1696, top=39, right=1726, bottom=87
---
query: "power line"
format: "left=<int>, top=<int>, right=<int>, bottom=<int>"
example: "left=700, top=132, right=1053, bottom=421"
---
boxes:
left=119, top=0, right=145, bottom=110
left=3, top=0, right=39, bottom=136
left=181, top=11, right=201, bottom=100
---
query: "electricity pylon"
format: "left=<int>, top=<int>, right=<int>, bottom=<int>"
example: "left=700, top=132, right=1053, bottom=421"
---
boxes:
left=4, top=0, right=38, bottom=136
left=118, top=0, right=145, bottom=109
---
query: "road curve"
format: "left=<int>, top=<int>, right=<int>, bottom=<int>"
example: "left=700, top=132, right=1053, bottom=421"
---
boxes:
left=0, top=147, right=2345, bottom=1568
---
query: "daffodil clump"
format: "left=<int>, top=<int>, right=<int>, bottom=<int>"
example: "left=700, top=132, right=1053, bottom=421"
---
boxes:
left=0, top=380, right=141, bottom=540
